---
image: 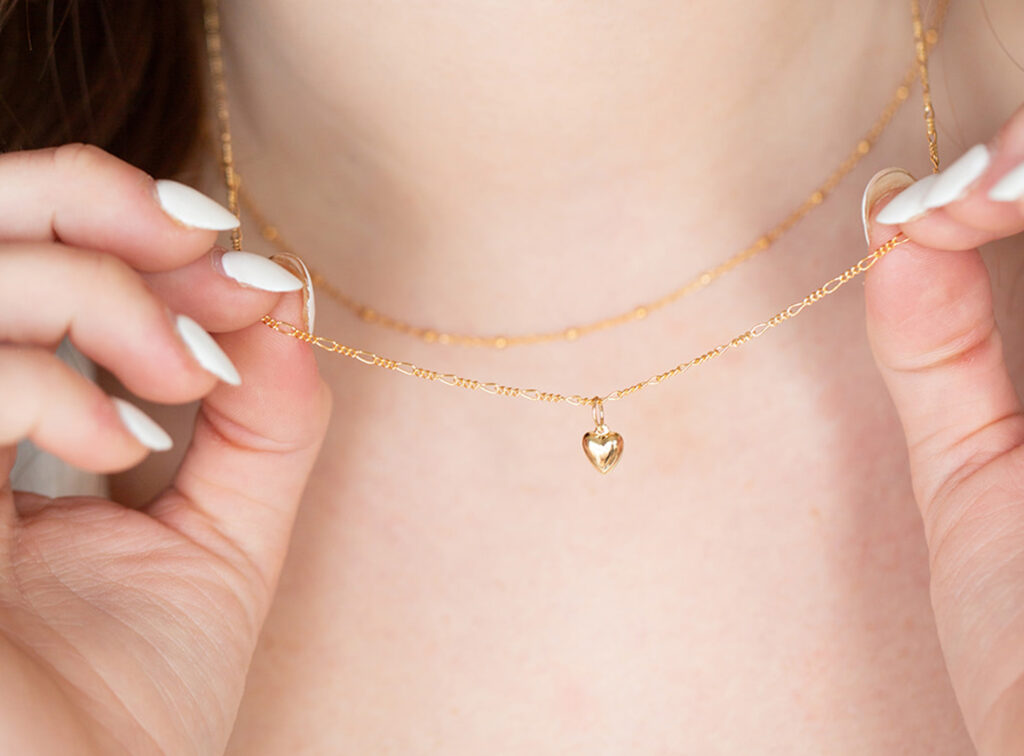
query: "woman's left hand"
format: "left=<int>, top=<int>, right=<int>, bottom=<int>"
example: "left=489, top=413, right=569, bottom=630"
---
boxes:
left=864, top=103, right=1024, bottom=754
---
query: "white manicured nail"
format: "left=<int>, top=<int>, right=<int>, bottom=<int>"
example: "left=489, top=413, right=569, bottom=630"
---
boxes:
left=875, top=173, right=941, bottom=225
left=221, top=251, right=304, bottom=292
left=154, top=179, right=240, bottom=230
left=175, top=314, right=242, bottom=386
left=113, top=398, right=173, bottom=451
left=989, top=161, right=1024, bottom=202
left=922, top=143, right=991, bottom=210
left=861, top=167, right=915, bottom=244
left=270, top=253, right=316, bottom=332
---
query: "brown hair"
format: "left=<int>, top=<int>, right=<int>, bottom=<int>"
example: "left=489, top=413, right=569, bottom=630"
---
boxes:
left=0, top=0, right=205, bottom=178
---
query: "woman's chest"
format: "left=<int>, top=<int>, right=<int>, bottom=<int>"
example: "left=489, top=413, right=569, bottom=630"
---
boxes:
left=226, top=309, right=976, bottom=754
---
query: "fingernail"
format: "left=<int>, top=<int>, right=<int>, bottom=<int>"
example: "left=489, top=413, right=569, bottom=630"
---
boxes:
left=175, top=314, right=242, bottom=386
left=922, top=143, right=991, bottom=209
left=989, top=160, right=1024, bottom=202
left=861, top=167, right=916, bottom=243
left=154, top=179, right=240, bottom=230
left=875, top=173, right=941, bottom=225
left=112, top=398, right=173, bottom=451
left=219, top=250, right=304, bottom=292
left=270, top=253, right=316, bottom=332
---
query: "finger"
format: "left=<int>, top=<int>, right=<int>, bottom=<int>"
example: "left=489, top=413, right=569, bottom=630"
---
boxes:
left=0, top=346, right=170, bottom=475
left=149, top=282, right=330, bottom=612
left=874, top=104, right=1024, bottom=251
left=863, top=180, right=1021, bottom=506
left=864, top=178, right=1024, bottom=753
left=0, top=143, right=237, bottom=272
left=143, top=247, right=303, bottom=334
left=0, top=243, right=239, bottom=402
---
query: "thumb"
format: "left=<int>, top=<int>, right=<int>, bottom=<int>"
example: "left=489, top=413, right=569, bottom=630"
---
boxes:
left=150, top=256, right=330, bottom=610
left=864, top=170, right=1024, bottom=753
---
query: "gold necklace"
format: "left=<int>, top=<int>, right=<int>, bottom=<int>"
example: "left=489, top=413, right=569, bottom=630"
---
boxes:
left=229, top=41, right=939, bottom=350
left=202, top=0, right=943, bottom=473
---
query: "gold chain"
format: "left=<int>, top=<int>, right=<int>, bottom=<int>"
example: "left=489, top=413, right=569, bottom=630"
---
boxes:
left=261, top=232, right=910, bottom=408
left=201, top=0, right=942, bottom=472
left=205, top=1, right=947, bottom=349
left=231, top=26, right=944, bottom=349
left=912, top=0, right=942, bottom=173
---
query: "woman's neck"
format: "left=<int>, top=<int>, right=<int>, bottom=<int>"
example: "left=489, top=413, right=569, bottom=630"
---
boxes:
left=214, top=0, right=914, bottom=334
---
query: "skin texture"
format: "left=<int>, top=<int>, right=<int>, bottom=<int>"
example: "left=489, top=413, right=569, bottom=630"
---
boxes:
left=204, top=1, right=1020, bottom=752
left=0, top=0, right=1022, bottom=753
left=0, top=144, right=331, bottom=754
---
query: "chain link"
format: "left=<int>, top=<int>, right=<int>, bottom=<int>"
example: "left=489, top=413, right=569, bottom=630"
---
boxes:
left=262, top=234, right=909, bottom=408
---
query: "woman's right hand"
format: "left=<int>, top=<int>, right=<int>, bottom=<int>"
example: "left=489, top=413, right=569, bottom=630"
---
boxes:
left=0, top=143, right=330, bottom=755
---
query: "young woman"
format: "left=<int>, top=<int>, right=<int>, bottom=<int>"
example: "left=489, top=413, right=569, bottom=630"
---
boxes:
left=2, top=0, right=1024, bottom=752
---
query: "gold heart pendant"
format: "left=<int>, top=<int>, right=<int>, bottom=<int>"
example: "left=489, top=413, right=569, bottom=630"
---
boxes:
left=582, top=425, right=624, bottom=474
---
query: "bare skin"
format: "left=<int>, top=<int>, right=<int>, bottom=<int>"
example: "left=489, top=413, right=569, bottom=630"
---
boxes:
left=2, top=0, right=1017, bottom=752
left=189, top=0, right=1019, bottom=751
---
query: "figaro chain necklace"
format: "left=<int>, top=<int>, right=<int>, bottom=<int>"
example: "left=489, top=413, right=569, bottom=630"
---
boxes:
left=202, top=0, right=944, bottom=474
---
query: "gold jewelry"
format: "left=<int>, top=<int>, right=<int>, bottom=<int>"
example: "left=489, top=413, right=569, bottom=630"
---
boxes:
left=230, top=41, right=942, bottom=350
left=202, top=0, right=943, bottom=473
left=260, top=233, right=910, bottom=474
left=912, top=0, right=942, bottom=174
